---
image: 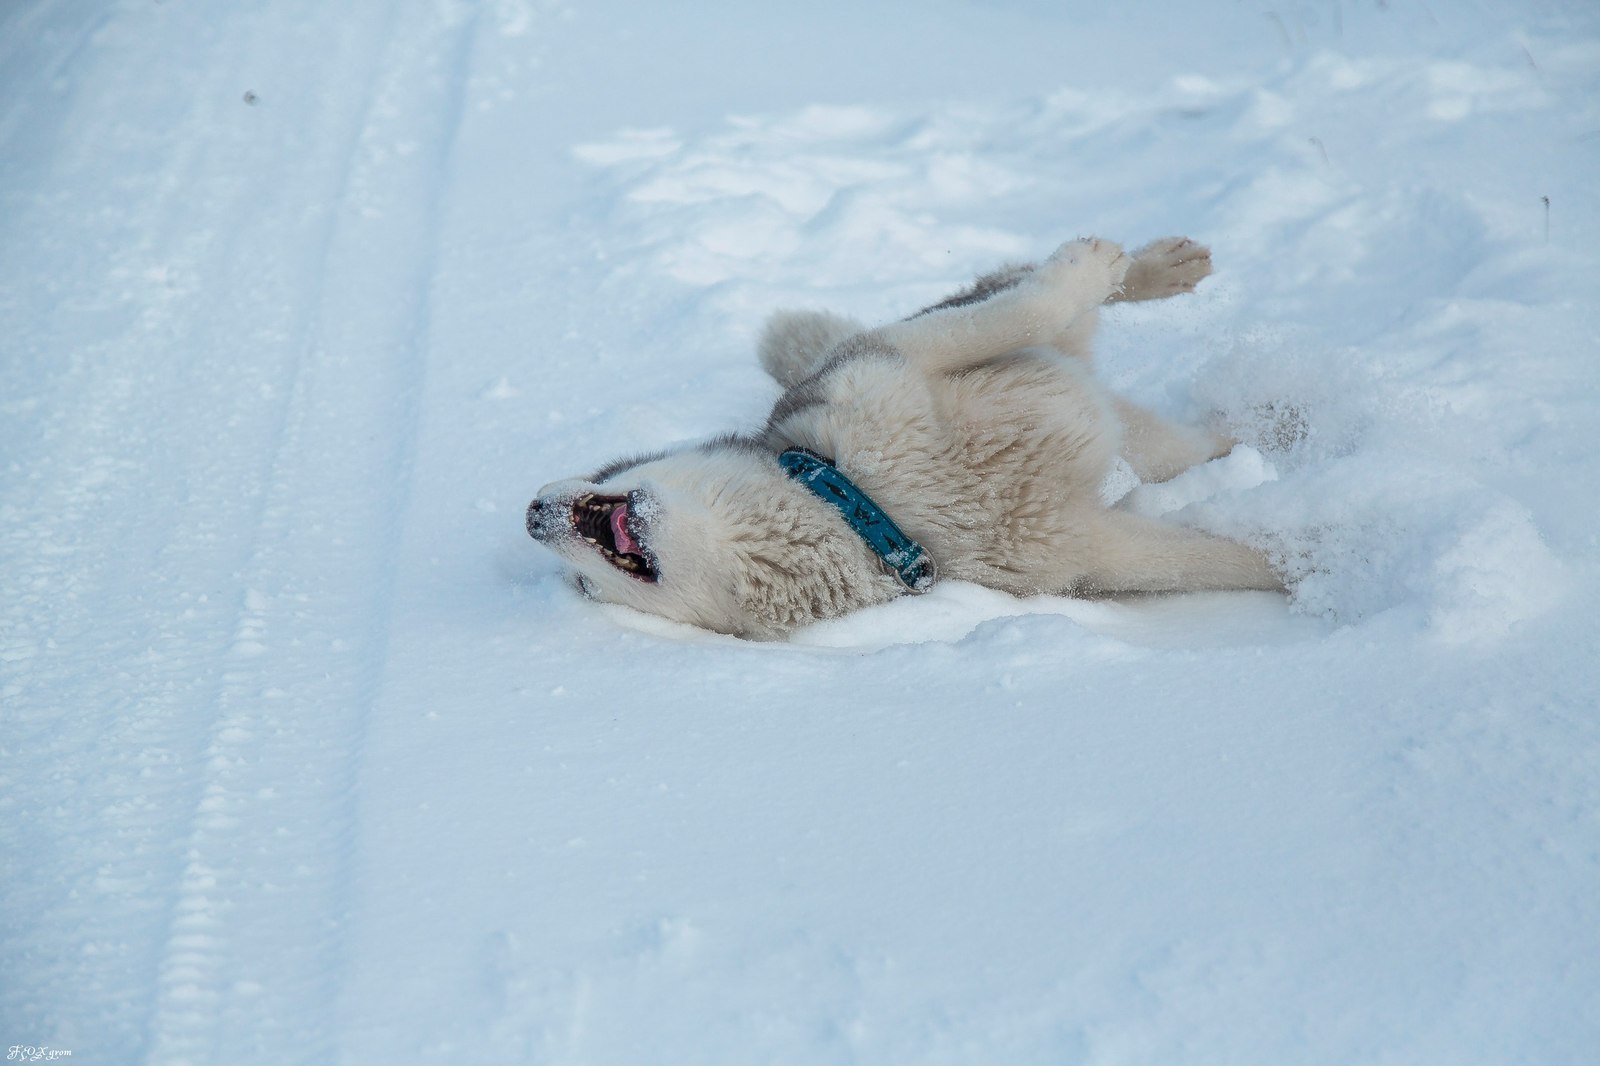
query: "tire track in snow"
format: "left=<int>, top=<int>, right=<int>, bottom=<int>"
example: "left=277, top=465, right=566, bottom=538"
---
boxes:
left=142, top=5, right=483, bottom=1063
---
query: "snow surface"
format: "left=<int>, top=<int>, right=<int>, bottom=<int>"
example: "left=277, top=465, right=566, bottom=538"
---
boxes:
left=3, top=1, right=1599, bottom=1063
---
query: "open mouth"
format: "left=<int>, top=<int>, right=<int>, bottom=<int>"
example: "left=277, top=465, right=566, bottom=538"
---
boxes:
left=571, top=493, right=657, bottom=582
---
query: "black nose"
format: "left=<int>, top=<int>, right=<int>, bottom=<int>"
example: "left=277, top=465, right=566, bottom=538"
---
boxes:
left=526, top=498, right=546, bottom=540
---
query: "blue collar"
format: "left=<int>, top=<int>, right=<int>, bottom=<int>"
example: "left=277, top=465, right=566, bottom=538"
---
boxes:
left=777, top=448, right=937, bottom=593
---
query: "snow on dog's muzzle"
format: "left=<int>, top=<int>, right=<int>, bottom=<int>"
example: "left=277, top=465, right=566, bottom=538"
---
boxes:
left=526, top=496, right=556, bottom=542
left=526, top=489, right=658, bottom=582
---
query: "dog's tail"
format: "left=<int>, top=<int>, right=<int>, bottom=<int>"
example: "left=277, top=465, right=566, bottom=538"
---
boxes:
left=757, top=310, right=866, bottom=388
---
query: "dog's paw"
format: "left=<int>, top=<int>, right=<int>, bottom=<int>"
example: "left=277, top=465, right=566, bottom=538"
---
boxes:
left=1114, top=236, right=1212, bottom=302
left=1035, top=237, right=1130, bottom=304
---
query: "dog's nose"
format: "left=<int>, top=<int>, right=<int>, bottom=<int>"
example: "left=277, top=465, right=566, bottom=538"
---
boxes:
left=526, top=498, right=547, bottom=540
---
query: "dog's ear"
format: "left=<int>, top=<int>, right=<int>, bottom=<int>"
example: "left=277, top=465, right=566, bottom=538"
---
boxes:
left=757, top=310, right=865, bottom=389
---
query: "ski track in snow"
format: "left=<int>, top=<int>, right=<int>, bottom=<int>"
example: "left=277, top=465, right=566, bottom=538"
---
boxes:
left=3, top=0, right=477, bottom=1061
left=3, top=1, right=1600, bottom=1064
left=143, top=4, right=480, bottom=1062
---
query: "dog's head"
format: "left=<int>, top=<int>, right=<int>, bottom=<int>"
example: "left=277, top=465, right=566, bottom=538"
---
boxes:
left=526, top=438, right=898, bottom=638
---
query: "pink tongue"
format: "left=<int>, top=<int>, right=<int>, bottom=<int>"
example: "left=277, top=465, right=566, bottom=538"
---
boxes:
left=610, top=503, right=640, bottom=556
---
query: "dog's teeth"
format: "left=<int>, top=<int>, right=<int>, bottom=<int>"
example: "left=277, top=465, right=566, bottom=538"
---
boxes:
left=564, top=492, right=653, bottom=582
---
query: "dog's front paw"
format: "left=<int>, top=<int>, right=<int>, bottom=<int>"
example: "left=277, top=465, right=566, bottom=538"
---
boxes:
left=1036, top=237, right=1130, bottom=304
left=1114, top=236, right=1212, bottom=302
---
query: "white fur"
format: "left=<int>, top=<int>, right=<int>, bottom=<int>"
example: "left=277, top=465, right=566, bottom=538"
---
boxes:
left=528, top=236, right=1281, bottom=639
left=758, top=309, right=865, bottom=388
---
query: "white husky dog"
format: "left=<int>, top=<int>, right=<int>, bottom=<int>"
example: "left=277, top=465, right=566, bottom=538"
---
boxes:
left=527, top=235, right=1281, bottom=639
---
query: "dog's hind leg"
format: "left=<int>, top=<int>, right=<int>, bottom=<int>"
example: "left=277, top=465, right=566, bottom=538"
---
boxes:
left=757, top=310, right=867, bottom=388
left=875, top=237, right=1130, bottom=376
left=1077, top=511, right=1282, bottom=594
left=1114, top=398, right=1236, bottom=483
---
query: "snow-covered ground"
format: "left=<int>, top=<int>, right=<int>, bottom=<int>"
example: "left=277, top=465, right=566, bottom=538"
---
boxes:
left=3, top=1, right=1599, bottom=1062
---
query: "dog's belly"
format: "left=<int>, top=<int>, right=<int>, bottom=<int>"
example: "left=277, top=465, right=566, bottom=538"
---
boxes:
left=768, top=347, right=1126, bottom=595
left=869, top=355, right=1126, bottom=594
